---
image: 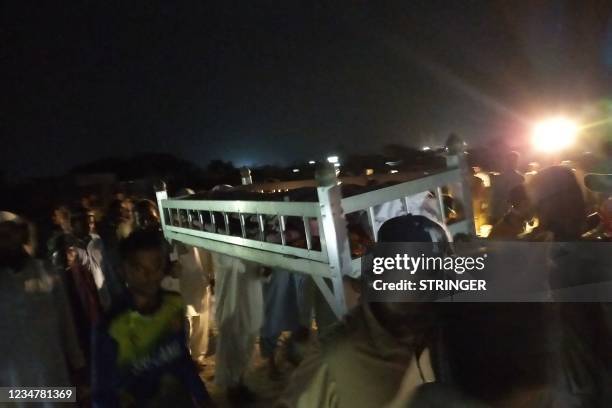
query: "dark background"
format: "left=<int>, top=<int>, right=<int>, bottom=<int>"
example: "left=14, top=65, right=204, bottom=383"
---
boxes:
left=2, top=0, right=611, bottom=180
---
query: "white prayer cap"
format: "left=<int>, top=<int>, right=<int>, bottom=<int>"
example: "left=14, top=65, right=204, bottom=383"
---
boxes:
left=211, top=184, right=233, bottom=192
left=176, top=188, right=196, bottom=196
left=0, top=211, right=21, bottom=223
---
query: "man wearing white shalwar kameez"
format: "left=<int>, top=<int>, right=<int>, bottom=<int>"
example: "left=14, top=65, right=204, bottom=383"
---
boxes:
left=174, top=243, right=213, bottom=366
left=211, top=252, right=264, bottom=402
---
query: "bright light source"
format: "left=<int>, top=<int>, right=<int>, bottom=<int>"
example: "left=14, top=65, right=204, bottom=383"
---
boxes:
left=532, top=117, right=578, bottom=153
left=333, top=163, right=340, bottom=167
left=475, top=171, right=491, bottom=187
left=292, top=168, right=300, bottom=173
left=422, top=146, right=431, bottom=151
left=365, top=168, right=374, bottom=176
left=390, top=169, right=399, bottom=174
left=308, top=160, right=316, bottom=165
left=478, top=224, right=492, bottom=238
left=327, top=156, right=339, bottom=164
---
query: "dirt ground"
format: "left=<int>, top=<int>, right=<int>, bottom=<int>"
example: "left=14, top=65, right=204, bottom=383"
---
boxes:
left=200, top=334, right=300, bottom=407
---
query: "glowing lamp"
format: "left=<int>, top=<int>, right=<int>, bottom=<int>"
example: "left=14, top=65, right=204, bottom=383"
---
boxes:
left=532, top=117, right=578, bottom=153
left=478, top=224, right=492, bottom=238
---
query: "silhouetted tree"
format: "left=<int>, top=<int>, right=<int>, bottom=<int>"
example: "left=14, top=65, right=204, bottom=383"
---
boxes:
left=204, top=160, right=240, bottom=186
left=206, top=160, right=236, bottom=175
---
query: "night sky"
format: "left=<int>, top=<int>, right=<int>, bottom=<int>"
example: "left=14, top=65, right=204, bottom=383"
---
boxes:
left=2, top=0, right=611, bottom=179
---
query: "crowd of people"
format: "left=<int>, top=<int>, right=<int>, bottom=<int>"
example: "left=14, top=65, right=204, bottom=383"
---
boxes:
left=1, top=148, right=612, bottom=407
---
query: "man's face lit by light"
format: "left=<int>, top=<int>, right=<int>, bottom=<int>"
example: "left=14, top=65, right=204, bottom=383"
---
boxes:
left=532, top=117, right=578, bottom=153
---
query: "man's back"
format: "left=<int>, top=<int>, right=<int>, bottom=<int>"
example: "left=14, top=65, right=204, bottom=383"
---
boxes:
left=490, top=170, right=524, bottom=222
left=279, top=304, right=433, bottom=408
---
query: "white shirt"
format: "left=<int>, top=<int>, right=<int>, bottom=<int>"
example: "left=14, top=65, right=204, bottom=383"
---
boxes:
left=73, top=233, right=111, bottom=308
left=177, top=246, right=212, bottom=316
